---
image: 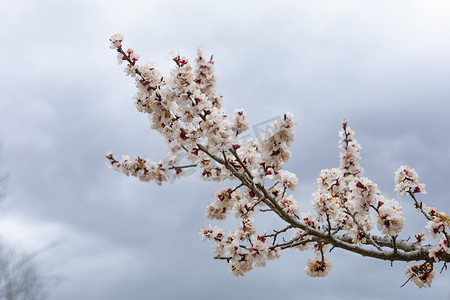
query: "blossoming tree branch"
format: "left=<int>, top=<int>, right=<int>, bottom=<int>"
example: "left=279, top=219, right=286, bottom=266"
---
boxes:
left=106, top=33, right=449, bottom=288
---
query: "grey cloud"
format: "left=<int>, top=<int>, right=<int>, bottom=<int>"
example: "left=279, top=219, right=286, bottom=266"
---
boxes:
left=0, top=0, right=449, bottom=299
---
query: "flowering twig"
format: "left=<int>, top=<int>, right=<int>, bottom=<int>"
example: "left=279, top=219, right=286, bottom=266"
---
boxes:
left=107, top=33, right=450, bottom=286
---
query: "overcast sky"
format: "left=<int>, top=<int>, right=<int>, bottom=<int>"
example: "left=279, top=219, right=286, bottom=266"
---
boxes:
left=1, top=0, right=450, bottom=299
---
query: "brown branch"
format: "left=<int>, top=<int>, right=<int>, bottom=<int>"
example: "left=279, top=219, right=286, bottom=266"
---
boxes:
left=214, top=256, right=231, bottom=262
left=392, top=235, right=398, bottom=255
left=261, top=225, right=293, bottom=246
left=229, top=148, right=253, bottom=180
left=342, top=204, right=384, bottom=252
left=326, top=213, right=332, bottom=236
left=167, top=164, right=197, bottom=171
left=242, top=197, right=265, bottom=217
left=408, top=191, right=433, bottom=221
left=157, top=139, right=450, bottom=264
left=273, top=235, right=316, bottom=250
left=110, top=39, right=450, bottom=282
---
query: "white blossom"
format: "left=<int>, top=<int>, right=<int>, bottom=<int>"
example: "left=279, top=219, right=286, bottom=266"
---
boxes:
left=304, top=257, right=331, bottom=277
left=405, top=263, right=435, bottom=288
left=109, top=32, right=124, bottom=49
left=275, top=170, right=299, bottom=191
left=231, top=109, right=248, bottom=136
left=278, top=194, right=300, bottom=216
left=377, top=198, right=405, bottom=236
left=425, top=210, right=450, bottom=238
left=199, top=225, right=224, bottom=242
left=428, top=236, right=450, bottom=261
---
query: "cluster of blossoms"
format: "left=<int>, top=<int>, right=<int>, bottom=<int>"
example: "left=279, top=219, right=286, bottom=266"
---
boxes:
left=106, top=152, right=168, bottom=185
left=199, top=224, right=280, bottom=276
left=108, top=33, right=298, bottom=274
left=204, top=187, right=261, bottom=220
left=394, top=166, right=450, bottom=283
left=424, top=209, right=450, bottom=263
left=311, top=125, right=407, bottom=244
left=394, top=165, right=427, bottom=197
left=107, top=33, right=450, bottom=287
left=338, top=121, right=363, bottom=177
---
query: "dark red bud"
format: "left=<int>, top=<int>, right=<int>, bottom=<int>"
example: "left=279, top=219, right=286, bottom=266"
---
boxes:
left=180, top=131, right=188, bottom=140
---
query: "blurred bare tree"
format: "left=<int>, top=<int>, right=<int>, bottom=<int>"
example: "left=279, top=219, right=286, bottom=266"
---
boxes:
left=0, top=243, right=47, bottom=300
left=0, top=147, right=48, bottom=300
